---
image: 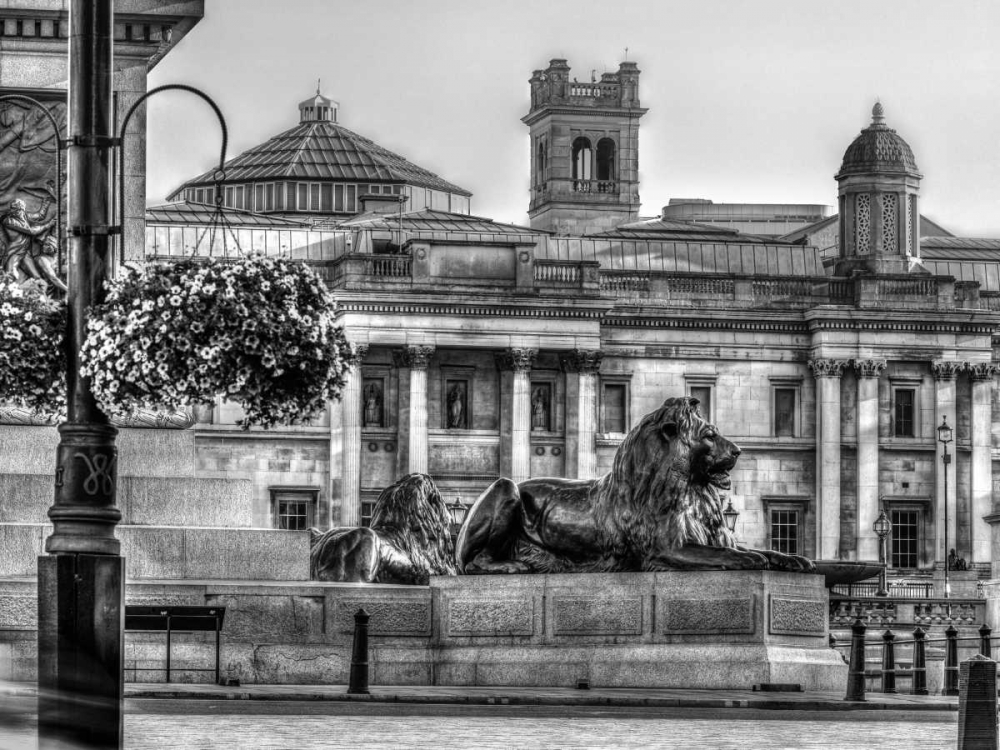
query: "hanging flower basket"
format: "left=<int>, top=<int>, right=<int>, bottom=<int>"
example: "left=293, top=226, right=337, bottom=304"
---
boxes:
left=81, top=254, right=351, bottom=428
left=0, top=274, right=66, bottom=415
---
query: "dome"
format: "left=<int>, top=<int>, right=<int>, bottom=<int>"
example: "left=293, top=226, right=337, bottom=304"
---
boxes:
left=837, top=102, right=920, bottom=178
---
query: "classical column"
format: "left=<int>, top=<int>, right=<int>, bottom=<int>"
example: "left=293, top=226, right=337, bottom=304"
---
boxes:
left=809, top=359, right=848, bottom=560
left=562, top=350, right=603, bottom=479
left=932, top=361, right=962, bottom=566
left=496, top=348, right=536, bottom=483
left=968, top=363, right=996, bottom=564
left=855, top=359, right=886, bottom=561
left=337, top=345, right=367, bottom=526
left=397, top=346, right=434, bottom=474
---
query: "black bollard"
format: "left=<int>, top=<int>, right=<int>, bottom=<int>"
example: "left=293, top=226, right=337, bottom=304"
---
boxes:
left=978, top=623, right=992, bottom=659
left=911, top=627, right=928, bottom=696
left=845, top=617, right=867, bottom=702
left=945, top=624, right=959, bottom=696
left=957, top=654, right=998, bottom=750
left=348, top=608, right=370, bottom=695
left=881, top=629, right=897, bottom=694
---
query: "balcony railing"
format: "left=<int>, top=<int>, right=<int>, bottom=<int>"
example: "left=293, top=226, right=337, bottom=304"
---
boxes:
left=368, top=255, right=411, bottom=278
left=573, top=180, right=618, bottom=194
left=534, top=261, right=582, bottom=285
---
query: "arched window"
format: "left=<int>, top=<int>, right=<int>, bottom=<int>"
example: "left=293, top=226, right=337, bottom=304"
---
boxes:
left=572, top=137, right=592, bottom=186
left=536, top=139, right=547, bottom=184
left=596, top=138, right=616, bottom=184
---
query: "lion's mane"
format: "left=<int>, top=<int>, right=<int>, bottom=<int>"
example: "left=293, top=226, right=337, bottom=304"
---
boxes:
left=590, top=396, right=737, bottom=568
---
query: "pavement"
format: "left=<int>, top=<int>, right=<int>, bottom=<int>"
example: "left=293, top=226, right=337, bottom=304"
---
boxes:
left=1, top=681, right=962, bottom=712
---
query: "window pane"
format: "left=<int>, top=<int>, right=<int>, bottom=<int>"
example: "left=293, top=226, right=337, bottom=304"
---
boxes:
left=274, top=491, right=315, bottom=531
left=275, top=182, right=285, bottom=211
left=770, top=510, right=798, bottom=555
left=298, top=184, right=308, bottom=210
left=774, top=388, right=795, bottom=437
left=321, top=183, right=333, bottom=211
left=265, top=183, right=274, bottom=211
left=346, top=185, right=357, bottom=212
left=690, top=386, right=711, bottom=420
left=254, top=184, right=265, bottom=211
left=286, top=183, right=297, bottom=210
left=603, top=384, right=626, bottom=433
left=335, top=184, right=344, bottom=212
left=894, top=389, right=915, bottom=437
left=310, top=183, right=320, bottom=210
left=890, top=510, right=919, bottom=568
left=225, top=186, right=234, bottom=207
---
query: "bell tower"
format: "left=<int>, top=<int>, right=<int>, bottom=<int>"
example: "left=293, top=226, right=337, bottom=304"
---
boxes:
left=523, top=59, right=647, bottom=235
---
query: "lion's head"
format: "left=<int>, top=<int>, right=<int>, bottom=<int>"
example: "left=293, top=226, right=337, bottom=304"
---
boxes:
left=371, top=472, right=457, bottom=579
left=600, top=396, right=741, bottom=552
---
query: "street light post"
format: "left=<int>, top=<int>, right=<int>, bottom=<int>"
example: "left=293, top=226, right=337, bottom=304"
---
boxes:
left=873, top=506, right=892, bottom=598
left=938, top=417, right=953, bottom=600
left=37, top=1, right=123, bottom=748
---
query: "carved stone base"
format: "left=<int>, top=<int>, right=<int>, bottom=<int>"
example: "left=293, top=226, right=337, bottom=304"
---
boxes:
left=429, top=570, right=846, bottom=690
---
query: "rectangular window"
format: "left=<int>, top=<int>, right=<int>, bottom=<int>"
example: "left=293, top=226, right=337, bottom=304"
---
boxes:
left=893, top=388, right=915, bottom=437
left=321, top=184, right=333, bottom=211
left=298, top=183, right=308, bottom=210
left=774, top=387, right=796, bottom=437
left=346, top=185, right=357, bottom=212
left=361, top=501, right=375, bottom=528
left=689, top=385, right=712, bottom=422
left=235, top=185, right=245, bottom=210
left=602, top=383, right=627, bottom=433
left=286, top=183, right=297, bottom=211
left=310, top=183, right=320, bottom=211
left=274, top=182, right=285, bottom=211
left=335, top=184, right=345, bottom=212
left=254, top=184, right=265, bottom=212
left=891, top=509, right=920, bottom=569
left=271, top=489, right=317, bottom=530
left=770, top=509, right=799, bottom=555
left=265, top=183, right=274, bottom=212
left=225, top=186, right=235, bottom=208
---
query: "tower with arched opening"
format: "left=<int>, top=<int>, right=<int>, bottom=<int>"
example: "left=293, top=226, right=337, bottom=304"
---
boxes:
left=523, top=59, right=647, bottom=235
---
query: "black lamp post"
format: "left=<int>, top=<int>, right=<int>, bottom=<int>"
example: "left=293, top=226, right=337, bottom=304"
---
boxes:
left=873, top=507, right=892, bottom=598
left=938, top=417, right=953, bottom=599
left=722, top=498, right=740, bottom=536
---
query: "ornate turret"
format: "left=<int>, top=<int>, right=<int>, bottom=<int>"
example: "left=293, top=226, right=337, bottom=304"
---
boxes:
left=523, top=58, right=648, bottom=235
left=833, top=102, right=924, bottom=275
left=299, top=82, right=338, bottom=123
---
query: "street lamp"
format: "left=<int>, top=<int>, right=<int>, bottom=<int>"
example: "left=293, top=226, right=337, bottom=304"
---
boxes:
left=722, top=498, right=740, bottom=535
left=938, top=417, right=953, bottom=599
left=873, top=507, right=892, bottom=598
left=448, top=496, right=468, bottom=537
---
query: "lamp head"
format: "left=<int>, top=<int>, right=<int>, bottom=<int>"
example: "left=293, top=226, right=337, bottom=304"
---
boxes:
left=722, top=498, right=739, bottom=533
left=937, top=417, right=953, bottom=445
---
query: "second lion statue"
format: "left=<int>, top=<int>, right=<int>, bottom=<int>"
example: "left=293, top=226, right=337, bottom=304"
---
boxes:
left=456, top=396, right=814, bottom=575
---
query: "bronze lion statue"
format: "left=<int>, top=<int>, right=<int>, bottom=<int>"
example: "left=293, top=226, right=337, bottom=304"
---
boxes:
left=310, top=473, right=457, bottom=584
left=456, top=396, right=814, bottom=575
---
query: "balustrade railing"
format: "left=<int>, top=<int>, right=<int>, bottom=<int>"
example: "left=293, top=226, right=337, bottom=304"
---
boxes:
left=600, top=272, right=650, bottom=294
left=534, top=261, right=583, bottom=285
left=874, top=277, right=937, bottom=299
left=666, top=276, right=734, bottom=297
left=572, top=179, right=618, bottom=194
left=832, top=581, right=933, bottom=599
left=368, top=255, right=411, bottom=278
left=751, top=278, right=815, bottom=299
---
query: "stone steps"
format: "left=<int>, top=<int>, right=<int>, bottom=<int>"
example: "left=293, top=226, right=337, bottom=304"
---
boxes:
left=0, top=524, right=309, bottom=580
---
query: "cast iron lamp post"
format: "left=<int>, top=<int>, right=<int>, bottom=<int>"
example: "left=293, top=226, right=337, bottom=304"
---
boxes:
left=873, top=507, right=892, bottom=598
left=938, top=417, right=953, bottom=599
left=722, top=498, right=739, bottom=536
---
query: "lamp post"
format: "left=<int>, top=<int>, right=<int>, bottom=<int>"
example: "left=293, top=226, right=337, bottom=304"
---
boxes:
left=448, top=496, right=468, bottom=540
left=873, top=507, right=892, bottom=598
left=722, top=498, right=740, bottom=537
left=938, top=417, right=953, bottom=599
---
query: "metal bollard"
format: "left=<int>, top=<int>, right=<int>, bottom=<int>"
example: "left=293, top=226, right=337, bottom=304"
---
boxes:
left=348, top=608, right=370, bottom=695
left=978, top=623, right=992, bottom=659
left=911, top=626, right=928, bottom=696
left=945, top=624, right=959, bottom=696
left=957, top=654, right=998, bottom=750
left=845, top=617, right=867, bottom=702
left=881, top=629, right=897, bottom=694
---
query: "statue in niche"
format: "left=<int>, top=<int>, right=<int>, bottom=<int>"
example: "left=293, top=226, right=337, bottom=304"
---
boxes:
left=1, top=192, right=66, bottom=292
left=363, top=383, right=382, bottom=427
left=447, top=382, right=466, bottom=429
left=531, top=387, right=548, bottom=431
left=948, top=548, right=968, bottom=572
left=456, top=396, right=815, bottom=575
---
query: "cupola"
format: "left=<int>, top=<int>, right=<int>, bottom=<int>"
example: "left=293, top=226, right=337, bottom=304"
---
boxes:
left=833, top=102, right=924, bottom=276
left=299, top=82, right=338, bottom=124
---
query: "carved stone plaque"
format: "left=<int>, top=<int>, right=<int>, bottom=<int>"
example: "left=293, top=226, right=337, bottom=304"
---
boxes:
left=447, top=598, right=533, bottom=636
left=663, top=597, right=755, bottom=635
left=336, top=598, right=431, bottom=636
left=769, top=596, right=827, bottom=635
left=553, top=595, right=643, bottom=635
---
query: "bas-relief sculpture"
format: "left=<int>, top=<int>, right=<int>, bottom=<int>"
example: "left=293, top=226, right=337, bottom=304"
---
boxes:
left=456, top=396, right=814, bottom=575
left=310, top=473, right=457, bottom=584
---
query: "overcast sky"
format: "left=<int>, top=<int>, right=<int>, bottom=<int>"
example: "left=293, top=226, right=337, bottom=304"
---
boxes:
left=146, top=0, right=1000, bottom=237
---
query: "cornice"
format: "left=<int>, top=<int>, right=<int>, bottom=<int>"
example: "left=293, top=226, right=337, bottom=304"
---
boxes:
left=336, top=300, right=608, bottom=320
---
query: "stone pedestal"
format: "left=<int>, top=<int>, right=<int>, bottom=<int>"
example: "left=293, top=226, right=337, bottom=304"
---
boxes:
left=430, top=570, right=846, bottom=690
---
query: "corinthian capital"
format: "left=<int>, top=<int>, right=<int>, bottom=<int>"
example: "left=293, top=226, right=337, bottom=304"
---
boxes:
left=931, top=360, right=964, bottom=381
left=853, top=359, right=886, bottom=378
left=495, top=348, right=537, bottom=372
left=967, top=362, right=998, bottom=381
left=393, top=345, right=434, bottom=370
left=808, top=359, right=849, bottom=379
left=560, top=349, right=604, bottom=374
left=345, top=343, right=369, bottom=368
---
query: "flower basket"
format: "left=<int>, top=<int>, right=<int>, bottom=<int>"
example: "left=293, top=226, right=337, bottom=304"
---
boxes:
left=81, top=254, right=351, bottom=428
left=0, top=274, right=66, bottom=414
